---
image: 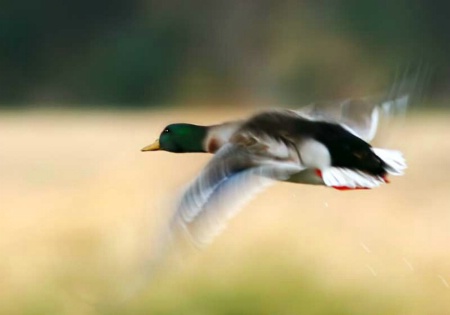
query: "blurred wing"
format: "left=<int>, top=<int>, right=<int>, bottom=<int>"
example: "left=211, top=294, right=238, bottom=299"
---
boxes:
left=171, top=144, right=302, bottom=247
left=294, top=66, right=427, bottom=142
left=295, top=99, right=380, bottom=142
left=295, top=95, right=412, bottom=143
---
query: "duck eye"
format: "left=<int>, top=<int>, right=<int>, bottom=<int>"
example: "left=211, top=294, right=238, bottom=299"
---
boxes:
left=164, top=128, right=170, bottom=133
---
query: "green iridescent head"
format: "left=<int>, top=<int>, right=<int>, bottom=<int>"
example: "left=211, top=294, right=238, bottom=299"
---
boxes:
left=142, top=123, right=208, bottom=153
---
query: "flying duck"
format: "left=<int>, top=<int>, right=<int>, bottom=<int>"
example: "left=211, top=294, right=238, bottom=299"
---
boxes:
left=142, top=97, right=407, bottom=245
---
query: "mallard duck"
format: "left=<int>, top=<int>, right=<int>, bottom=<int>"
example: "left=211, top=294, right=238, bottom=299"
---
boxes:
left=142, top=98, right=407, bottom=246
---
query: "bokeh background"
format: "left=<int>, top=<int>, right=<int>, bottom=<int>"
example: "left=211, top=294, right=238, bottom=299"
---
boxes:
left=1, top=1, right=450, bottom=314
left=2, top=0, right=450, bottom=107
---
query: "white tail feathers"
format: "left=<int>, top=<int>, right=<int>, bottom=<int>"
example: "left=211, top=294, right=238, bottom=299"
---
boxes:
left=322, top=168, right=384, bottom=189
left=321, top=148, right=406, bottom=190
left=372, top=148, right=407, bottom=175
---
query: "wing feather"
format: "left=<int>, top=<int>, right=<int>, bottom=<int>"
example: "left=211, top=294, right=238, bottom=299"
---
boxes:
left=294, top=92, right=415, bottom=143
left=170, top=144, right=302, bottom=247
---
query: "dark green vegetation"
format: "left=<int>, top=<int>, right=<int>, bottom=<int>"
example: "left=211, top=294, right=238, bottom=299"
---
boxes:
left=1, top=0, right=448, bottom=107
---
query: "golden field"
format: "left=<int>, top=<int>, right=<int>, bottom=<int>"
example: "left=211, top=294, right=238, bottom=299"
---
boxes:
left=1, top=108, right=450, bottom=315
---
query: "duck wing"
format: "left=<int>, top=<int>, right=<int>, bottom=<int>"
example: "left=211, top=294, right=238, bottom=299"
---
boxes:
left=294, top=96, right=407, bottom=142
left=171, top=142, right=303, bottom=247
left=294, top=66, right=429, bottom=142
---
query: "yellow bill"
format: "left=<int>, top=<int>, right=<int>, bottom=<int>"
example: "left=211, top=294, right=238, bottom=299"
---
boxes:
left=141, top=139, right=160, bottom=151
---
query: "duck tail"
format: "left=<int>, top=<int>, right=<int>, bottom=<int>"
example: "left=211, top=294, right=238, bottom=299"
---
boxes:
left=372, top=148, right=407, bottom=176
left=321, top=168, right=384, bottom=190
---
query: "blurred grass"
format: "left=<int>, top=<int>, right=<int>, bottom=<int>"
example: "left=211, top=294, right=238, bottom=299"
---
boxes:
left=1, top=108, right=450, bottom=315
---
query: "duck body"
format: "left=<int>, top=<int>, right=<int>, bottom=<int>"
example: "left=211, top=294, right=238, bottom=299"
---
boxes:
left=233, top=110, right=387, bottom=176
left=197, top=109, right=394, bottom=189
left=143, top=102, right=407, bottom=245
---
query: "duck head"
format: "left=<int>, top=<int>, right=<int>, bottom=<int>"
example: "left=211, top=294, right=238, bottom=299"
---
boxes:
left=142, top=123, right=208, bottom=153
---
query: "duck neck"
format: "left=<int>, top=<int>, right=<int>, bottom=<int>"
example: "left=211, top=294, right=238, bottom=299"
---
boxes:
left=204, top=121, right=242, bottom=153
left=183, top=125, right=209, bottom=153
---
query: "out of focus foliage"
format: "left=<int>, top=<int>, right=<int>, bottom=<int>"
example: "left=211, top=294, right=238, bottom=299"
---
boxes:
left=1, top=0, right=449, bottom=107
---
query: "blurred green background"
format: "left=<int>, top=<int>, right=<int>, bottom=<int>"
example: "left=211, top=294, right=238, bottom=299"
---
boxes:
left=1, top=0, right=449, bottom=107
